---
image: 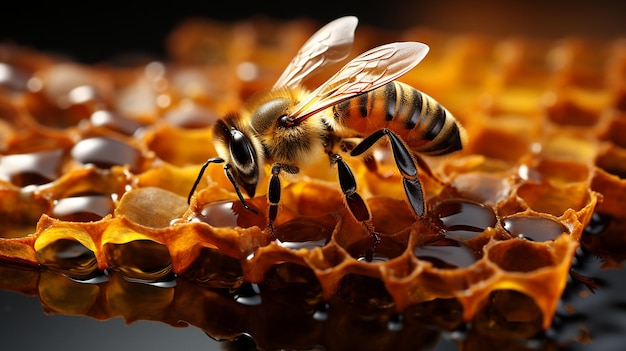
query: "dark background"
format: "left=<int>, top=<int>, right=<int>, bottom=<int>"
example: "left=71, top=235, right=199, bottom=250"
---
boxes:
left=0, top=1, right=624, bottom=64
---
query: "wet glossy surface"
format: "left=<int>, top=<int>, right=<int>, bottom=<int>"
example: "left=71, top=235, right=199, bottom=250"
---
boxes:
left=434, top=199, right=497, bottom=241
left=414, top=238, right=477, bottom=268
left=36, top=238, right=97, bottom=278
left=51, top=195, right=115, bottom=222
left=2, top=231, right=626, bottom=351
left=90, top=110, right=145, bottom=136
left=0, top=149, right=64, bottom=186
left=193, top=199, right=265, bottom=228
left=71, top=137, right=143, bottom=172
left=0, top=289, right=221, bottom=351
left=503, top=215, right=568, bottom=241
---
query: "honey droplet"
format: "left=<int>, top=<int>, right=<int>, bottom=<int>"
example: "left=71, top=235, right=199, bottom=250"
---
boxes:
left=275, top=217, right=334, bottom=250
left=0, top=149, right=64, bottom=186
left=162, top=103, right=220, bottom=128
left=414, top=238, right=477, bottom=269
left=71, top=137, right=142, bottom=172
left=0, top=63, right=29, bottom=92
left=434, top=199, right=497, bottom=241
left=51, top=195, right=115, bottom=222
left=387, top=313, right=404, bottom=332
left=90, top=110, right=144, bottom=136
left=503, top=215, right=568, bottom=241
left=313, top=302, right=330, bottom=321
left=348, top=235, right=407, bottom=263
left=234, top=282, right=262, bottom=306
left=583, top=212, right=610, bottom=235
left=194, top=200, right=265, bottom=228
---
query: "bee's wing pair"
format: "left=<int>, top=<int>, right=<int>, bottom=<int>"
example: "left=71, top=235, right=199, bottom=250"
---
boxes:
left=273, top=16, right=430, bottom=124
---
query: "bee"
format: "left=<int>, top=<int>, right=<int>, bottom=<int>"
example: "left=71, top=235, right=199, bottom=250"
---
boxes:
left=188, top=16, right=465, bottom=249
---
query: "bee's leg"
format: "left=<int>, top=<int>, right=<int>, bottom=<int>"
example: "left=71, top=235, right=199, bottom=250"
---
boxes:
left=330, top=153, right=380, bottom=251
left=267, top=164, right=281, bottom=235
left=188, top=157, right=224, bottom=204
left=266, top=163, right=300, bottom=236
left=223, top=164, right=259, bottom=214
left=187, top=157, right=258, bottom=214
left=350, top=128, right=425, bottom=217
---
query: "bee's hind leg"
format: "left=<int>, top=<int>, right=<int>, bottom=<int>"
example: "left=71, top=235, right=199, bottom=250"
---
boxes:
left=330, top=153, right=380, bottom=253
left=350, top=128, right=425, bottom=217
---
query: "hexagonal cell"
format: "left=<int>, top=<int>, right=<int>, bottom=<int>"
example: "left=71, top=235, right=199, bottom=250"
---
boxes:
left=544, top=90, right=604, bottom=127
left=34, top=222, right=99, bottom=277
left=71, top=136, right=146, bottom=172
left=103, top=239, right=173, bottom=281
left=414, top=238, right=478, bottom=269
left=0, top=149, right=64, bottom=186
left=516, top=181, right=591, bottom=216
left=486, top=238, right=559, bottom=273
left=595, top=143, right=626, bottom=179
left=502, top=214, right=568, bottom=241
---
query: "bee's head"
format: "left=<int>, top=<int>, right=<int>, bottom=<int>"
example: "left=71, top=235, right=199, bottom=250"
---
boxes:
left=213, top=117, right=260, bottom=198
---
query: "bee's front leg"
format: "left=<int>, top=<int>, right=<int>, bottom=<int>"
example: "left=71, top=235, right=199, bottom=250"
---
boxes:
left=267, top=163, right=299, bottom=237
left=330, top=153, right=380, bottom=251
left=350, top=128, right=425, bottom=217
left=188, top=157, right=224, bottom=204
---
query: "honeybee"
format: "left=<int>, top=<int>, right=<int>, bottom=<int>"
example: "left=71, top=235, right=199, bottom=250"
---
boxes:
left=188, top=16, right=465, bottom=249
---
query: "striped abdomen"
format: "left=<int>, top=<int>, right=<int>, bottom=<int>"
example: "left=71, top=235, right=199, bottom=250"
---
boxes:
left=332, top=81, right=463, bottom=156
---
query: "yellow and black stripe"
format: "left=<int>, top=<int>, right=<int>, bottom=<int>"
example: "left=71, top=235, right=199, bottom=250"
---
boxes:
left=333, top=81, right=463, bottom=156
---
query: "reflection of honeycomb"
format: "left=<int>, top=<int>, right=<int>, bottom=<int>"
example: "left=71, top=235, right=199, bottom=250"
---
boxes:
left=0, top=16, right=623, bottom=349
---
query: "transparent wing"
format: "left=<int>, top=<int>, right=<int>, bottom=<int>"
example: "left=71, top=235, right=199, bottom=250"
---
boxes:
left=289, top=42, right=430, bottom=122
left=272, top=16, right=358, bottom=90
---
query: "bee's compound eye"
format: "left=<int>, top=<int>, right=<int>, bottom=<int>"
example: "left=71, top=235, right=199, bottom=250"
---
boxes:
left=229, top=128, right=257, bottom=172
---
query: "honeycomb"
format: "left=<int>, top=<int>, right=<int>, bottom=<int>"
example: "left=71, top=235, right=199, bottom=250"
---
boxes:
left=0, top=16, right=624, bottom=350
